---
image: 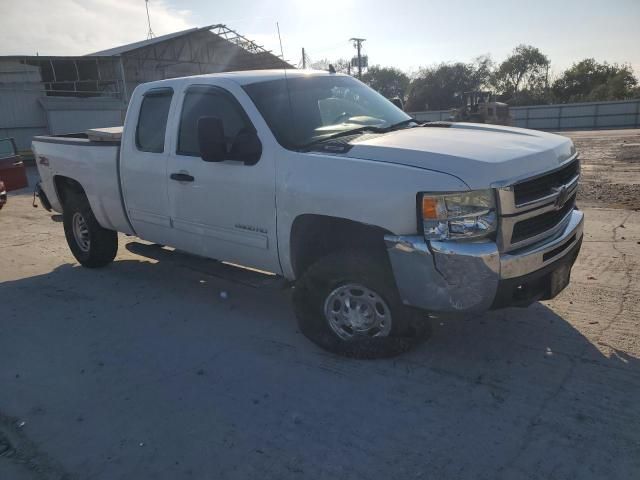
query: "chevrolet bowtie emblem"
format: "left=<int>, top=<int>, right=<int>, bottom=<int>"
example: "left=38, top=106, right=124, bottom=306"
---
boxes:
left=553, top=185, right=570, bottom=209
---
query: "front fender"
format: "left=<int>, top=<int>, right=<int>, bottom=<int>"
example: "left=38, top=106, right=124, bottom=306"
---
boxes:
left=276, top=150, right=468, bottom=280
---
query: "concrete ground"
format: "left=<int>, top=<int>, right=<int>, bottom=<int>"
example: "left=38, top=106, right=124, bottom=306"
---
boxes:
left=1, top=131, right=640, bottom=479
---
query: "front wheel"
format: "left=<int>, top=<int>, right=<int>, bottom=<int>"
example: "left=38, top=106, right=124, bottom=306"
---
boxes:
left=293, top=251, right=431, bottom=358
left=63, top=192, right=118, bottom=268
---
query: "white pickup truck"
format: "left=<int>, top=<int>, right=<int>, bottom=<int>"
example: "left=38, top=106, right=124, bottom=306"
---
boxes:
left=33, top=70, right=583, bottom=357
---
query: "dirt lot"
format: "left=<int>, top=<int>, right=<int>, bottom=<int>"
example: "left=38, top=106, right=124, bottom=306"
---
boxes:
left=1, top=130, right=639, bottom=479
left=570, top=129, right=640, bottom=210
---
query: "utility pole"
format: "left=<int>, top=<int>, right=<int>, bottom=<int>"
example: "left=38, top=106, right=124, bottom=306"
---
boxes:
left=350, top=38, right=366, bottom=78
left=301, top=47, right=306, bottom=69
left=145, top=0, right=155, bottom=39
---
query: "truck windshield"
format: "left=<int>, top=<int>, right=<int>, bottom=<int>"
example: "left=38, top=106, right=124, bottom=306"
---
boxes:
left=242, top=75, right=412, bottom=150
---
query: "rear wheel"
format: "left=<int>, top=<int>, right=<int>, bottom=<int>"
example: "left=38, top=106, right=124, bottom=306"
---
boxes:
left=293, top=250, right=431, bottom=358
left=63, top=192, right=118, bottom=268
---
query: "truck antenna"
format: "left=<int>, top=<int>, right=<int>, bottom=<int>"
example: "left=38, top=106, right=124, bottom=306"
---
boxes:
left=277, top=22, right=295, bottom=141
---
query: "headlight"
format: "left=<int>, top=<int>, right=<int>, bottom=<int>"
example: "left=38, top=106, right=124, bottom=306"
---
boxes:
left=420, top=189, right=497, bottom=240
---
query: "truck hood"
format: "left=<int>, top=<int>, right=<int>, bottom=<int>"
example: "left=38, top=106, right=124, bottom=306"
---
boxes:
left=345, top=123, right=576, bottom=190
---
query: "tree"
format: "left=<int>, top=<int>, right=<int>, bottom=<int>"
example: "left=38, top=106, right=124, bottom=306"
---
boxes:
left=491, top=44, right=550, bottom=104
left=552, top=59, right=638, bottom=102
left=361, top=66, right=410, bottom=100
left=471, top=55, right=495, bottom=89
left=404, top=59, right=491, bottom=111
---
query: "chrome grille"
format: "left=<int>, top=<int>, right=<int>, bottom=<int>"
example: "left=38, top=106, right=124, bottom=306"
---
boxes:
left=497, top=156, right=580, bottom=252
left=514, top=160, right=580, bottom=205
left=511, top=194, right=576, bottom=244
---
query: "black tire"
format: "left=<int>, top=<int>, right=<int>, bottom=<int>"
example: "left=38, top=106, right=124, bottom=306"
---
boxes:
left=293, top=250, right=431, bottom=359
left=63, top=191, right=118, bottom=268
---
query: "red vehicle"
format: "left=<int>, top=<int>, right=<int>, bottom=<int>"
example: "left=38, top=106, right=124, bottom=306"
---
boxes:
left=0, top=137, right=28, bottom=192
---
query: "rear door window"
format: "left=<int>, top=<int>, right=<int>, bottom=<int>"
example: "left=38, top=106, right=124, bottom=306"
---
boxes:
left=136, top=88, right=173, bottom=153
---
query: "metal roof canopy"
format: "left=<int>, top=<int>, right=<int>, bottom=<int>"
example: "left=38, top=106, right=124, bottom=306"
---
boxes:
left=0, top=23, right=293, bottom=151
left=0, top=24, right=291, bottom=100
left=87, top=24, right=286, bottom=61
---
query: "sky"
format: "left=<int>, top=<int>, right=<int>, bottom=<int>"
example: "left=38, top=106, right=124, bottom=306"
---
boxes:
left=1, top=0, right=639, bottom=77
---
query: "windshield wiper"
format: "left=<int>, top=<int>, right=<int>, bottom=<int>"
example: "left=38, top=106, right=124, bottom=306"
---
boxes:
left=297, top=119, right=420, bottom=151
left=298, top=126, right=387, bottom=150
left=384, top=119, right=420, bottom=131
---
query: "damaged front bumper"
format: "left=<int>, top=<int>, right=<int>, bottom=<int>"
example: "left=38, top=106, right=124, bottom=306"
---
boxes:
left=384, top=210, right=584, bottom=313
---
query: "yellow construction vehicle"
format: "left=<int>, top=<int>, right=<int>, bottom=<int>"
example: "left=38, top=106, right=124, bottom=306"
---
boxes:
left=450, top=91, right=512, bottom=126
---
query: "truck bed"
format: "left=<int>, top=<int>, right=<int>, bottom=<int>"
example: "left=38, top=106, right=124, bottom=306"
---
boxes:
left=32, top=128, right=133, bottom=235
left=34, top=126, right=123, bottom=146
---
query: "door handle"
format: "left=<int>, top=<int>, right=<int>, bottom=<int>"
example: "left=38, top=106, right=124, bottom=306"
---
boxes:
left=170, top=172, right=194, bottom=182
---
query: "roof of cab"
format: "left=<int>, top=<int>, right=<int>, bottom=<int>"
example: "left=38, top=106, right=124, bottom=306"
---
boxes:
left=153, top=69, right=342, bottom=87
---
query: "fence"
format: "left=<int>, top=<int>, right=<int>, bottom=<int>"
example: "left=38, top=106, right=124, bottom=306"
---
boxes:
left=409, top=99, right=640, bottom=131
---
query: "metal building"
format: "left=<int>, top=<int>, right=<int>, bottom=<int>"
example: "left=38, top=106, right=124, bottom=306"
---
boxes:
left=0, top=25, right=292, bottom=151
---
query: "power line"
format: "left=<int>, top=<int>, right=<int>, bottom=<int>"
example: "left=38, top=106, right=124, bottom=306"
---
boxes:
left=297, top=40, right=352, bottom=66
left=307, top=40, right=351, bottom=56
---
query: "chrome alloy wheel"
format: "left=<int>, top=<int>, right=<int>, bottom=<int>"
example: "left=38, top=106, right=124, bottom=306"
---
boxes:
left=323, top=284, right=393, bottom=340
left=72, top=212, right=90, bottom=252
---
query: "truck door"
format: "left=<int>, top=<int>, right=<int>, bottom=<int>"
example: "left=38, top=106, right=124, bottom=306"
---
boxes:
left=120, top=87, right=174, bottom=244
left=166, top=84, right=279, bottom=274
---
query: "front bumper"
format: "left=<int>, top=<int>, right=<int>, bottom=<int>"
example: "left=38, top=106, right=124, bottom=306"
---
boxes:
left=384, top=209, right=584, bottom=313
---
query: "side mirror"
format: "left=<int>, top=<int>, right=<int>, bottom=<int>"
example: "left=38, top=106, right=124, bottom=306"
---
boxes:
left=230, top=130, right=262, bottom=166
left=198, top=116, right=226, bottom=162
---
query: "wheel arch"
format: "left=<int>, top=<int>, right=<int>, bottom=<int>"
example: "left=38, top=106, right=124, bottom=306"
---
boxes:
left=53, top=175, right=86, bottom=209
left=289, top=214, right=393, bottom=279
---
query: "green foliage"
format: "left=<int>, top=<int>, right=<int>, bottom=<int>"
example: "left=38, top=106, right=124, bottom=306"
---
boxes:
left=552, top=59, right=638, bottom=102
left=361, top=66, right=410, bottom=100
left=404, top=58, right=492, bottom=111
left=491, top=45, right=550, bottom=104
left=317, top=46, right=638, bottom=109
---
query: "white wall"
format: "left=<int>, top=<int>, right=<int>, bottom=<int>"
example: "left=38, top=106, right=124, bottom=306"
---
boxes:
left=38, top=97, right=126, bottom=136
left=0, top=61, right=48, bottom=150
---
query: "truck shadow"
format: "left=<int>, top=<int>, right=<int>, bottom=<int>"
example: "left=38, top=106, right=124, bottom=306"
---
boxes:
left=3, top=245, right=638, bottom=379
left=2, top=247, right=639, bottom=479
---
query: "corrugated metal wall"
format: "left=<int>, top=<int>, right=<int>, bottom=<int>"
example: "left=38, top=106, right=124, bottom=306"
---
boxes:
left=117, top=29, right=291, bottom=103
left=410, top=99, right=640, bottom=130
left=38, top=97, right=125, bottom=135
left=0, top=61, right=48, bottom=150
left=0, top=57, right=126, bottom=151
